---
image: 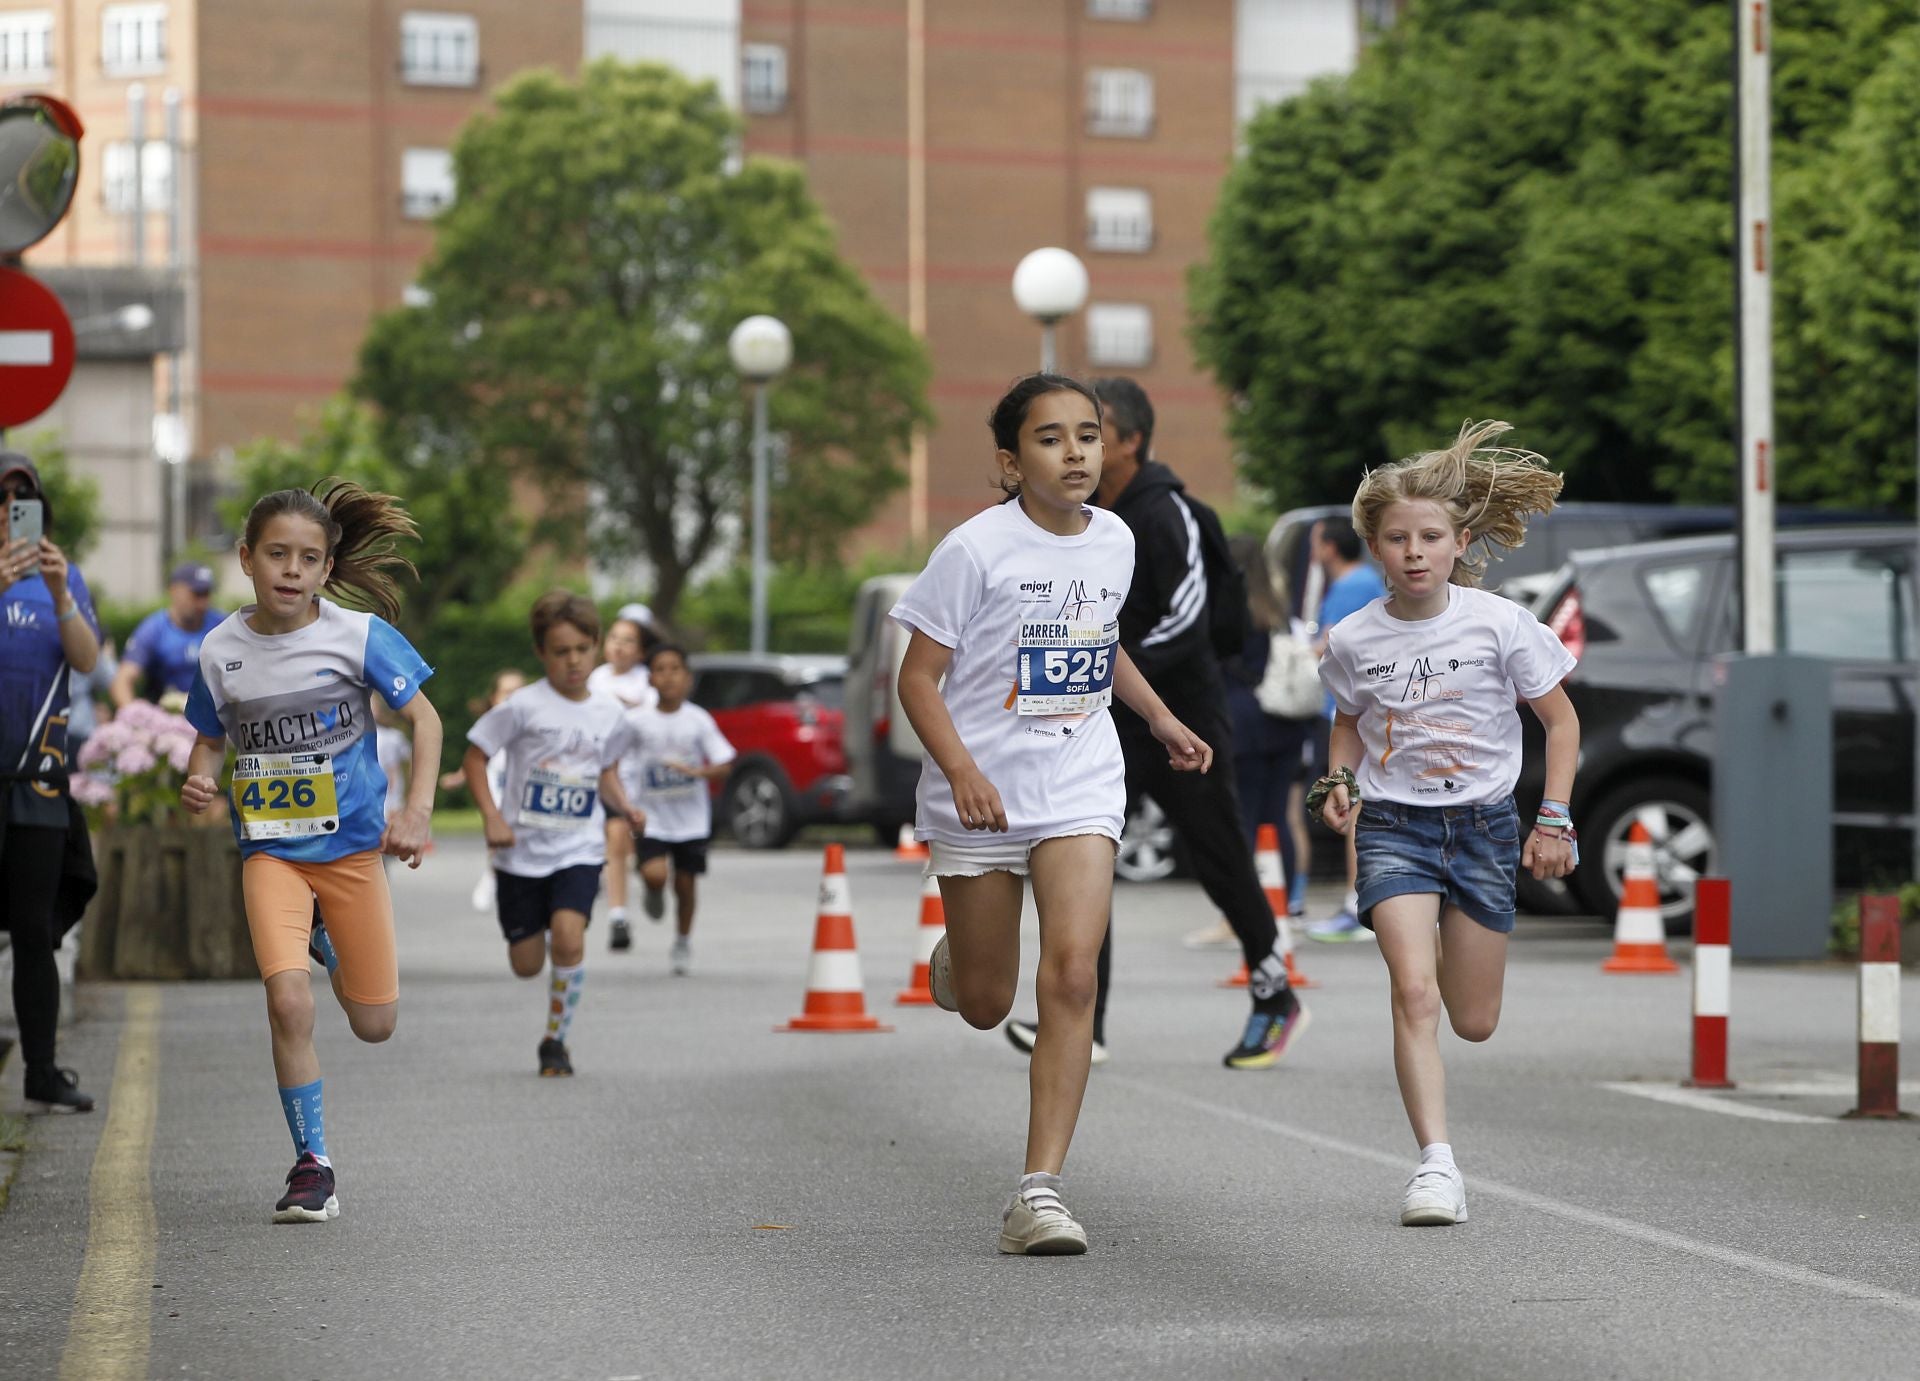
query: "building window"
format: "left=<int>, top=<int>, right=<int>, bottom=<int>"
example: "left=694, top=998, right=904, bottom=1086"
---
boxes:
left=1088, top=0, right=1151, bottom=18
left=0, top=11, right=53, bottom=78
left=1086, top=68, right=1153, bottom=138
left=101, top=3, right=166, bottom=76
left=1086, top=187, right=1153, bottom=253
left=401, top=148, right=456, bottom=219
left=101, top=140, right=173, bottom=212
left=401, top=11, right=479, bottom=87
left=1087, top=303, right=1153, bottom=367
left=742, top=43, right=786, bottom=115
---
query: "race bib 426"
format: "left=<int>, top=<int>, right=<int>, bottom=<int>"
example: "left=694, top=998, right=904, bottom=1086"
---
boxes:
left=232, top=753, right=341, bottom=840
left=1014, top=619, right=1117, bottom=717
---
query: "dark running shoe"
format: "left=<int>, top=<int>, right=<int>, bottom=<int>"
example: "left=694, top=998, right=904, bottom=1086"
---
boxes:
left=1223, top=990, right=1311, bottom=1070
left=24, top=1064, right=95, bottom=1113
left=1004, top=1019, right=1109, bottom=1066
left=643, top=886, right=666, bottom=922
left=273, top=1151, right=339, bottom=1223
left=609, top=918, right=633, bottom=952
left=538, top=1037, right=573, bottom=1077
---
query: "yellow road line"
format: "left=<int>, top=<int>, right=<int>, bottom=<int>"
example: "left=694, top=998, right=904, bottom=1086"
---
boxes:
left=59, top=986, right=161, bottom=1381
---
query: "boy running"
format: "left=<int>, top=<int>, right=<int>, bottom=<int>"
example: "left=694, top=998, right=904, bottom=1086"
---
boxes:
left=462, top=592, right=645, bottom=1076
left=607, top=644, right=735, bottom=976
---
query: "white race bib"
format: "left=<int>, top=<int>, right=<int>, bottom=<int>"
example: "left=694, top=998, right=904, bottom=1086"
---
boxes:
left=642, top=762, right=701, bottom=795
left=1014, top=619, right=1118, bottom=717
left=232, top=753, right=341, bottom=840
left=516, top=767, right=598, bottom=831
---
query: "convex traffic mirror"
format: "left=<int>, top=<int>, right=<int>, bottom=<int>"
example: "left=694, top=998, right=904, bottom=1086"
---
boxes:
left=0, top=95, right=84, bottom=256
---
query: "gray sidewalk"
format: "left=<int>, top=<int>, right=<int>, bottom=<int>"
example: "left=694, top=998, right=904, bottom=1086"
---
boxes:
left=4, top=838, right=1918, bottom=1380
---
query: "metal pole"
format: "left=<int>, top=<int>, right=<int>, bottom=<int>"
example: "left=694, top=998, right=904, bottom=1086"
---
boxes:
left=165, top=87, right=185, bottom=564
left=1040, top=320, right=1056, bottom=374
left=1735, top=0, right=1774, bottom=653
left=128, top=83, right=146, bottom=267
left=750, top=382, right=770, bottom=656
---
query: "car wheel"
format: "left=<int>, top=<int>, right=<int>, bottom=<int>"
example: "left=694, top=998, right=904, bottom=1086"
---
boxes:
left=724, top=765, right=797, bottom=849
left=1116, top=795, right=1180, bottom=883
left=1574, top=776, right=1716, bottom=933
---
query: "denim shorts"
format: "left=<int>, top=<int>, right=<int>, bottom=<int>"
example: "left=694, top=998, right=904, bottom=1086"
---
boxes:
left=1353, top=797, right=1521, bottom=935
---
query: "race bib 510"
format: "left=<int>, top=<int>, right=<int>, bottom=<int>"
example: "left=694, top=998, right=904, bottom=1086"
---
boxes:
left=233, top=753, right=341, bottom=840
left=517, top=767, right=598, bottom=831
left=1015, top=619, right=1118, bottom=717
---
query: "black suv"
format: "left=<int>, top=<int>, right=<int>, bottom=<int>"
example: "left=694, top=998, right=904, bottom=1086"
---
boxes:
left=1518, top=526, right=1916, bottom=927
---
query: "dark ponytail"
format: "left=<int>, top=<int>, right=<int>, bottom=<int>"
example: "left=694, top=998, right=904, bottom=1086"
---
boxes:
left=241, top=479, right=418, bottom=620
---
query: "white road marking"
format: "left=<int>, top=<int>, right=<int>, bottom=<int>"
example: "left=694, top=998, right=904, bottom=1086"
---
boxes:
left=1734, top=1080, right=1920, bottom=1097
left=1114, top=1075, right=1920, bottom=1318
left=1598, top=1081, right=1834, bottom=1124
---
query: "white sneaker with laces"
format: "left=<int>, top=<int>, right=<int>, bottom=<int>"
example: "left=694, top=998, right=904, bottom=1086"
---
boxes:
left=999, top=1175, right=1089, bottom=1255
left=929, top=934, right=956, bottom=1012
left=670, top=936, right=691, bottom=976
left=1400, top=1163, right=1468, bottom=1226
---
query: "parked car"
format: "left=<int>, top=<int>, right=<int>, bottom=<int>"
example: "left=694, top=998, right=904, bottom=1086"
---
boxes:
left=841, top=574, right=923, bottom=845
left=688, top=653, right=850, bottom=849
left=1518, top=526, right=1917, bottom=929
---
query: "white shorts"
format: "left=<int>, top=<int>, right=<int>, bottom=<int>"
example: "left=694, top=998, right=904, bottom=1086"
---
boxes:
left=925, top=830, right=1118, bottom=879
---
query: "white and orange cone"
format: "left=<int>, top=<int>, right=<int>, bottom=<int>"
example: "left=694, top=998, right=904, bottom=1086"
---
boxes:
left=896, top=875, right=946, bottom=1006
left=1601, top=820, right=1679, bottom=974
left=778, top=844, right=892, bottom=1032
left=1220, top=824, right=1317, bottom=989
left=894, top=824, right=929, bottom=863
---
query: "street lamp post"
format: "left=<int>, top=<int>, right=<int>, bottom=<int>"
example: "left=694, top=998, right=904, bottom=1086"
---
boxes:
left=728, top=314, right=793, bottom=656
left=1011, top=247, right=1089, bottom=373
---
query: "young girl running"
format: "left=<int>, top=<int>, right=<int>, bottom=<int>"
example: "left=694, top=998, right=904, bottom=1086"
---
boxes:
left=894, top=373, right=1212, bottom=1256
left=1311, top=420, right=1579, bottom=1227
left=588, top=615, right=657, bottom=952
left=180, top=482, right=441, bottom=1224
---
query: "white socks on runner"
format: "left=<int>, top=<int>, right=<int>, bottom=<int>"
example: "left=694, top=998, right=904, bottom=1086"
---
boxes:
left=1420, top=1142, right=1456, bottom=1171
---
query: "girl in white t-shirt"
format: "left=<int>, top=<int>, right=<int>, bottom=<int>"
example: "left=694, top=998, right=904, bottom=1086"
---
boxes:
left=892, top=374, right=1212, bottom=1256
left=1312, top=420, right=1580, bottom=1229
left=588, top=615, right=658, bottom=952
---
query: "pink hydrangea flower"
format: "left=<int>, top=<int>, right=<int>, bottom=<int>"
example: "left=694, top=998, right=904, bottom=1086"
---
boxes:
left=70, top=774, right=114, bottom=806
left=115, top=746, right=156, bottom=776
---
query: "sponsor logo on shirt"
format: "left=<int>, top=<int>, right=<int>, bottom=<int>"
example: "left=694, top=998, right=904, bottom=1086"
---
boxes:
left=1364, top=662, right=1397, bottom=678
left=1401, top=657, right=1463, bottom=703
left=235, top=698, right=358, bottom=751
left=6, top=602, right=40, bottom=630
left=228, top=661, right=244, bottom=671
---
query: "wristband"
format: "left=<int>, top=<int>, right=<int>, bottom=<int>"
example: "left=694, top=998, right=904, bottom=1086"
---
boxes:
left=57, top=602, right=81, bottom=622
left=1306, top=767, right=1359, bottom=823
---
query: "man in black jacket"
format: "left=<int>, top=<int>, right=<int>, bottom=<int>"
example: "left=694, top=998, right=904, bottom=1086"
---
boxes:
left=1006, top=378, right=1309, bottom=1069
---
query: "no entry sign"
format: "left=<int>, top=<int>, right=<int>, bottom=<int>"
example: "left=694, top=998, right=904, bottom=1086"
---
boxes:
left=0, top=265, right=75, bottom=429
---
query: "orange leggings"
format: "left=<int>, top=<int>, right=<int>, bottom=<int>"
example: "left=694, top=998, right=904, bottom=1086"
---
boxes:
left=242, top=850, right=399, bottom=1006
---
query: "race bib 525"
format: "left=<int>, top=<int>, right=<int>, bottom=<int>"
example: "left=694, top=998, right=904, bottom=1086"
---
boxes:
left=1015, top=619, right=1118, bottom=717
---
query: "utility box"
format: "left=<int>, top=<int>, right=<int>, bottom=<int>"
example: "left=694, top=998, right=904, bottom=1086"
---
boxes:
left=1713, top=654, right=1832, bottom=960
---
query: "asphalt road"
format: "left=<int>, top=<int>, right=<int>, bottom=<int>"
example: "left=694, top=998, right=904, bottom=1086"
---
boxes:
left=4, top=837, right=1919, bottom=1380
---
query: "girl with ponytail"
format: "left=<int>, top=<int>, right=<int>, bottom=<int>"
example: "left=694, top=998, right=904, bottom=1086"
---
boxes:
left=179, top=478, right=441, bottom=1223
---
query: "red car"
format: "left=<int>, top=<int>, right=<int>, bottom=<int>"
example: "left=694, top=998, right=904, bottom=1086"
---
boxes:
left=688, top=653, right=850, bottom=848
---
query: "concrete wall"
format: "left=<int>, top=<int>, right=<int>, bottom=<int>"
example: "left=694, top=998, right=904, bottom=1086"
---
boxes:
left=30, top=358, right=165, bottom=604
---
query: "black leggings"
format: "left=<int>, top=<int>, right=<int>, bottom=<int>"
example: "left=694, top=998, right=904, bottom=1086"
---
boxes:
left=2, top=824, right=67, bottom=1071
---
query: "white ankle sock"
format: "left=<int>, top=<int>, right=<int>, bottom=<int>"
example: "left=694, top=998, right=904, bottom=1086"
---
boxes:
left=609, top=907, right=627, bottom=922
left=1420, top=1142, right=1456, bottom=1170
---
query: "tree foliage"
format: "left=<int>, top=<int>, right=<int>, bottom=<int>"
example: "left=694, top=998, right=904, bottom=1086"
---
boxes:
left=222, top=397, right=528, bottom=637
left=1192, top=0, right=1919, bottom=512
left=20, top=429, right=102, bottom=562
left=356, top=60, right=930, bottom=619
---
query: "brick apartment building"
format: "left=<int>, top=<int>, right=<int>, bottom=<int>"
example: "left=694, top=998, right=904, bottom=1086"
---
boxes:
left=2, top=0, right=1390, bottom=596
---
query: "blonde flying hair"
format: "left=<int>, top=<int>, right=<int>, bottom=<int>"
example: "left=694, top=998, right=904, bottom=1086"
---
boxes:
left=1351, top=420, right=1564, bottom=588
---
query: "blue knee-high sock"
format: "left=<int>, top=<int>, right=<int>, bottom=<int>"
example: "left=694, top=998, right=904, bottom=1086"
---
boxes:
left=279, top=1079, right=328, bottom=1164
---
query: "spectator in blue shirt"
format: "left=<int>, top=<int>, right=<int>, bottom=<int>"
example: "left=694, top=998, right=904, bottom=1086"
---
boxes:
left=111, top=562, right=222, bottom=708
left=1305, top=516, right=1386, bottom=942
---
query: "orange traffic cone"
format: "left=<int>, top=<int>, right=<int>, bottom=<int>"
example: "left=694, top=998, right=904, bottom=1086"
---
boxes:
left=894, top=824, right=929, bottom=863
left=1220, top=824, right=1317, bottom=989
left=779, top=844, right=893, bottom=1032
left=1601, top=821, right=1680, bottom=974
left=896, top=875, right=945, bottom=1006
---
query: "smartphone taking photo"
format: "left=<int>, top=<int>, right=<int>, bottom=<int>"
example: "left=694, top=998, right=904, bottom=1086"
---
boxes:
left=8, top=497, right=44, bottom=584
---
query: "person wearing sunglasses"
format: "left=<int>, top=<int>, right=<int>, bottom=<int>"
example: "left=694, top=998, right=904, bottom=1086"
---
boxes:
left=1, top=452, right=102, bottom=1112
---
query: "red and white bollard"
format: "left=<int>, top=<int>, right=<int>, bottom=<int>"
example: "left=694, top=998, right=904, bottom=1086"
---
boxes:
left=1847, top=894, right=1903, bottom=1120
left=1685, top=877, right=1733, bottom=1089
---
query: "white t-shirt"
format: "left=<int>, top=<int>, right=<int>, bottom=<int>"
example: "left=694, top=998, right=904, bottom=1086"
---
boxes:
left=889, top=499, right=1134, bottom=846
left=376, top=725, right=411, bottom=820
left=587, top=662, right=658, bottom=712
left=1318, top=585, right=1576, bottom=808
left=608, top=703, right=737, bottom=842
left=467, top=678, right=628, bottom=877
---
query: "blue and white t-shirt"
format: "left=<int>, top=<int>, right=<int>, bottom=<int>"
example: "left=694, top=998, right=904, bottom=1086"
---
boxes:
left=1, top=565, right=100, bottom=825
left=185, top=599, right=433, bottom=862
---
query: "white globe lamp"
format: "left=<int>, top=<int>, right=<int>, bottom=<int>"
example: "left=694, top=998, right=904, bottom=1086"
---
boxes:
left=1011, top=248, right=1089, bottom=372
left=729, top=314, right=792, bottom=655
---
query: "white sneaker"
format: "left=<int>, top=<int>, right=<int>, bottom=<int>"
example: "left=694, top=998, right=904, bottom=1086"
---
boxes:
left=928, top=934, right=956, bottom=1012
left=670, top=936, right=691, bottom=976
left=1182, top=919, right=1238, bottom=950
left=1399, top=1163, right=1468, bottom=1226
left=998, top=1176, right=1088, bottom=1255
left=470, top=873, right=494, bottom=914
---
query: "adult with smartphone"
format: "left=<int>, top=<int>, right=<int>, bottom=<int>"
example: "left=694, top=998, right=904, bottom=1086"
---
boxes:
left=1, top=452, right=102, bottom=1112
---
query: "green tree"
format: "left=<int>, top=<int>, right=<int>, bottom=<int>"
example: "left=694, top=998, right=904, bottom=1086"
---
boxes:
left=1192, top=0, right=1919, bottom=512
left=19, top=429, right=102, bottom=561
left=357, top=60, right=930, bottom=620
left=222, top=397, right=528, bottom=636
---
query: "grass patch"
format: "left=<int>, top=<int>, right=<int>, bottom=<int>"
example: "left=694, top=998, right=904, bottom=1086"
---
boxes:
left=0, top=1112, right=27, bottom=1154
left=432, top=808, right=486, bottom=836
